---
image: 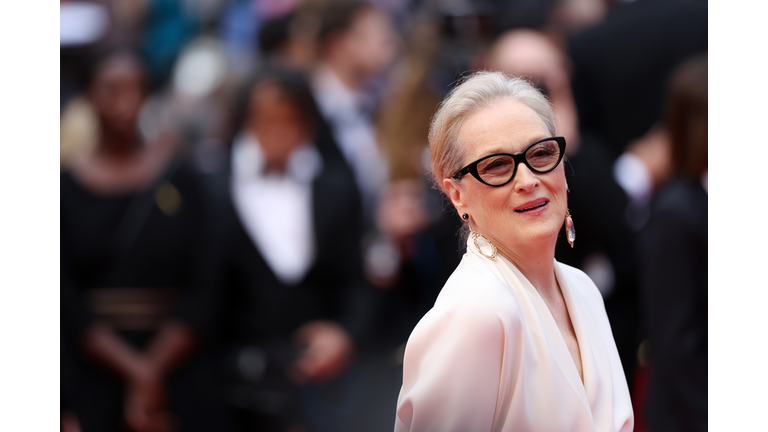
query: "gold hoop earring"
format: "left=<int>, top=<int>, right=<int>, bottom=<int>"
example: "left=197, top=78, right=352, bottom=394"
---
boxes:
left=472, top=231, right=497, bottom=260
left=565, top=208, right=576, bottom=248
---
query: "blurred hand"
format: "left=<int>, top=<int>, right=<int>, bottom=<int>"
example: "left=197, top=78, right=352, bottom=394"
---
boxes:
left=124, top=362, right=175, bottom=432
left=289, top=321, right=355, bottom=385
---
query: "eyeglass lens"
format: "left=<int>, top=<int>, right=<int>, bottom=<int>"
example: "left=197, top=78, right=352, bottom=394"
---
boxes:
left=476, top=139, right=561, bottom=185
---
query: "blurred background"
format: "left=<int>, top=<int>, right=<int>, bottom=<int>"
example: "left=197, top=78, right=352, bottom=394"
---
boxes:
left=59, top=0, right=707, bottom=431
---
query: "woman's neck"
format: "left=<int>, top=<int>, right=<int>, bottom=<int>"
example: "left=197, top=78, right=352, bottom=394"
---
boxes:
left=325, top=60, right=365, bottom=93
left=98, top=127, right=142, bottom=160
left=494, top=235, right=559, bottom=295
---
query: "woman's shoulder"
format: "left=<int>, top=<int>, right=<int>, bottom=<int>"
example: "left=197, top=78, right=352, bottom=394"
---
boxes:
left=399, top=256, right=516, bottom=432
left=431, top=254, right=523, bottom=320
left=404, top=268, right=512, bottom=363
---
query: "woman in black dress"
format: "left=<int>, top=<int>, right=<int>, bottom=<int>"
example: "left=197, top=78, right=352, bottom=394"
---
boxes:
left=60, top=46, right=230, bottom=432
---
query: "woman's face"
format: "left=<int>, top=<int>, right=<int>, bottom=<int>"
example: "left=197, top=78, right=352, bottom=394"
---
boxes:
left=88, top=54, right=146, bottom=138
left=247, top=82, right=313, bottom=170
left=443, top=98, right=568, bottom=254
left=344, top=8, right=399, bottom=79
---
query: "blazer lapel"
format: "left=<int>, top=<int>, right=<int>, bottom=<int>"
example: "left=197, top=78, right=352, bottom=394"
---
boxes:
left=311, top=172, right=332, bottom=254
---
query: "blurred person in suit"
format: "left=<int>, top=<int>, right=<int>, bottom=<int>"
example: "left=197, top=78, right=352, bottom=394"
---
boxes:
left=60, top=45, right=232, bottom=432
left=309, top=0, right=399, bottom=223
left=195, top=63, right=375, bottom=432
left=566, top=0, right=705, bottom=235
left=486, top=28, right=639, bottom=394
left=311, top=1, right=429, bottom=337
left=637, top=54, right=707, bottom=432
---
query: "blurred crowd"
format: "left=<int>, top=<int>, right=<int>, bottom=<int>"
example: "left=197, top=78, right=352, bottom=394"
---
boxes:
left=60, top=0, right=707, bottom=431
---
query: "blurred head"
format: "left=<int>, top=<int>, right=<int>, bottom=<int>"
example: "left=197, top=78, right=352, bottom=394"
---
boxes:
left=488, top=29, right=570, bottom=98
left=666, top=54, right=707, bottom=178
left=433, top=71, right=568, bottom=251
left=86, top=46, right=147, bottom=141
left=239, top=65, right=320, bottom=170
left=318, top=0, right=398, bottom=83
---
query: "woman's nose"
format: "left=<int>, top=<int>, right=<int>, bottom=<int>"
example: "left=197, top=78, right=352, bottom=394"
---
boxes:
left=513, top=164, right=539, bottom=193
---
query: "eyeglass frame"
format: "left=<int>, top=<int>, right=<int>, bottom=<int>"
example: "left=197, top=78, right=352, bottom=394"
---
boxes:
left=451, top=136, right=567, bottom=187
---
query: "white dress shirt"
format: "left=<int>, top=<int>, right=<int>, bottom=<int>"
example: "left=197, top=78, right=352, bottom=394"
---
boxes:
left=230, top=132, right=323, bottom=285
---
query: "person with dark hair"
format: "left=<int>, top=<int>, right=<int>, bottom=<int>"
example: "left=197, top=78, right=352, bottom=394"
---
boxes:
left=60, top=46, right=231, bottom=432
left=196, top=63, right=375, bottom=432
left=637, top=54, right=708, bottom=432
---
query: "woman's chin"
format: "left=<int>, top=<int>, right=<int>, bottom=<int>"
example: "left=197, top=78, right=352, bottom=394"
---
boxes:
left=502, top=222, right=561, bottom=249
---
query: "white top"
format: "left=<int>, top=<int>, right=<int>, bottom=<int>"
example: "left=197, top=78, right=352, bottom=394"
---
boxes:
left=230, top=132, right=322, bottom=285
left=395, top=237, right=634, bottom=432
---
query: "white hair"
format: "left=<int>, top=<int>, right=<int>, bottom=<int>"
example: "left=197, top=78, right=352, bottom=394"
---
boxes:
left=428, top=70, right=557, bottom=193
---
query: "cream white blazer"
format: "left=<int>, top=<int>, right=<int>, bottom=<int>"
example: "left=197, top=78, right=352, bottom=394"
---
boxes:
left=395, top=238, right=634, bottom=432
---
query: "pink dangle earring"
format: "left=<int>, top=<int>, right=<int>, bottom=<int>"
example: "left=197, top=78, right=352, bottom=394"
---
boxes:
left=565, top=187, right=575, bottom=248
left=564, top=208, right=575, bottom=248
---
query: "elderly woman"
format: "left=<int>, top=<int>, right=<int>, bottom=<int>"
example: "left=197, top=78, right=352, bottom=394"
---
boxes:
left=394, top=71, right=634, bottom=432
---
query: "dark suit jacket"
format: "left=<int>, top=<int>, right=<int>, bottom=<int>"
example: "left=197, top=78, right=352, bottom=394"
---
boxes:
left=189, top=146, right=375, bottom=351
left=638, top=175, right=708, bottom=432
left=568, top=0, right=708, bottom=157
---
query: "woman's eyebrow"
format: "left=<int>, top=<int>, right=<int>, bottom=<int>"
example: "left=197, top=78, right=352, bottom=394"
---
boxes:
left=480, top=147, right=511, bottom=155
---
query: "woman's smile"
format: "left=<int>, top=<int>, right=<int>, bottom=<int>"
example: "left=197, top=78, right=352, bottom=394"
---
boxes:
left=514, top=197, right=549, bottom=215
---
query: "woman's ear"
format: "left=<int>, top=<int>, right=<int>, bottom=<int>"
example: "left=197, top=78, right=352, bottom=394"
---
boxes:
left=442, top=178, right=466, bottom=215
